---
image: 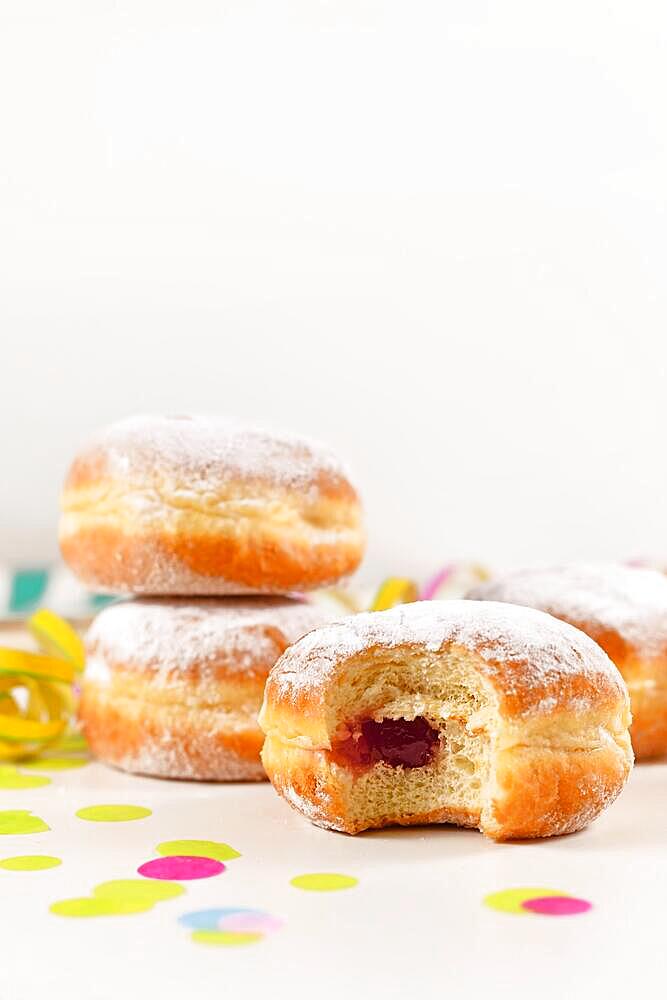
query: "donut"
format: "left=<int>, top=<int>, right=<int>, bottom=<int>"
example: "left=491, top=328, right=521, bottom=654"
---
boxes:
left=80, top=596, right=330, bottom=780
left=468, top=563, right=667, bottom=759
left=258, top=600, right=632, bottom=839
left=59, top=414, right=364, bottom=595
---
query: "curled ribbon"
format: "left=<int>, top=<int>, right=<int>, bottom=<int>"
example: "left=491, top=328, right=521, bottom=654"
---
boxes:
left=370, top=578, right=419, bottom=612
left=0, top=610, right=82, bottom=760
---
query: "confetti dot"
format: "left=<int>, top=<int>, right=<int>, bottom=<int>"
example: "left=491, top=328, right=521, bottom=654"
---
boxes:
left=483, top=888, right=567, bottom=915
left=180, top=908, right=282, bottom=934
left=75, top=804, right=152, bottom=823
left=0, top=810, right=50, bottom=835
left=138, top=856, right=224, bottom=881
left=290, top=873, right=358, bottom=892
left=23, top=757, right=89, bottom=771
left=94, top=879, right=185, bottom=904
left=0, top=766, right=51, bottom=789
left=0, top=855, right=61, bottom=871
left=219, top=912, right=283, bottom=934
left=522, top=896, right=592, bottom=916
left=156, top=839, right=241, bottom=862
left=50, top=896, right=154, bottom=918
left=191, top=930, right=263, bottom=947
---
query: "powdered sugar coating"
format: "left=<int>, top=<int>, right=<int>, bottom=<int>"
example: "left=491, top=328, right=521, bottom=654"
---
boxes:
left=74, top=414, right=355, bottom=495
left=104, top=735, right=267, bottom=782
left=468, top=564, right=667, bottom=658
left=268, top=600, right=626, bottom=716
left=86, top=596, right=330, bottom=679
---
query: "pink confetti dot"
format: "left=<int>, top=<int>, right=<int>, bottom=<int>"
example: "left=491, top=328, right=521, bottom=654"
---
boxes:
left=219, top=913, right=284, bottom=934
left=521, top=896, right=592, bottom=916
left=137, top=855, right=225, bottom=881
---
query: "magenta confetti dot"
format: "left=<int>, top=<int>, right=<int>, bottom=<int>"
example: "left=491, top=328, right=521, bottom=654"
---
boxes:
left=137, top=855, right=225, bottom=881
left=521, top=895, right=592, bottom=916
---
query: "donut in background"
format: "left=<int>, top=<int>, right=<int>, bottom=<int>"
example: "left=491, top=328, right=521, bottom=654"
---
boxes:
left=468, top=563, right=667, bottom=759
left=59, top=414, right=365, bottom=596
left=81, top=596, right=331, bottom=781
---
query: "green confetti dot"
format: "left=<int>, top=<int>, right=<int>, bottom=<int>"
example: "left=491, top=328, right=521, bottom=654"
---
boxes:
left=191, top=930, right=263, bottom=947
left=0, top=855, right=61, bottom=871
left=0, top=765, right=51, bottom=789
left=50, top=896, right=154, bottom=918
left=0, top=810, right=50, bottom=835
left=75, top=804, right=152, bottom=823
left=156, top=839, right=241, bottom=862
left=483, top=888, right=567, bottom=915
left=22, top=757, right=89, bottom=772
left=290, top=872, right=358, bottom=892
left=94, top=879, right=184, bottom=904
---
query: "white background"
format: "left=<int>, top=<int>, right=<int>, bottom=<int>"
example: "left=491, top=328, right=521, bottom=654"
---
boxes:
left=2, top=0, right=667, bottom=582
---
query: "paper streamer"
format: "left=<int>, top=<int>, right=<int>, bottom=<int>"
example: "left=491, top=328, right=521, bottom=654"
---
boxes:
left=420, top=566, right=455, bottom=601
left=0, top=609, right=82, bottom=761
left=370, top=578, right=419, bottom=612
left=421, top=563, right=490, bottom=601
left=27, top=610, right=85, bottom=673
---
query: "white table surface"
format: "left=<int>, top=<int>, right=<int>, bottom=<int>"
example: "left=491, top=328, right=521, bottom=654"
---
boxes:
left=1, top=753, right=665, bottom=1000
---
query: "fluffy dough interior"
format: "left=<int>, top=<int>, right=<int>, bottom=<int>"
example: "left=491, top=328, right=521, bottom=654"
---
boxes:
left=269, top=649, right=497, bottom=829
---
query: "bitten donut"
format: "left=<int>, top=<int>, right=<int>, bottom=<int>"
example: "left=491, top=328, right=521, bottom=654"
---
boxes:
left=259, top=601, right=632, bottom=839
left=80, top=596, right=329, bottom=781
left=59, top=414, right=364, bottom=595
left=468, top=563, right=667, bottom=759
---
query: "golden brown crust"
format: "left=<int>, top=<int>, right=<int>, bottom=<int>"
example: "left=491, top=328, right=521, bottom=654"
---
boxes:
left=625, top=683, right=667, bottom=758
left=81, top=596, right=330, bottom=781
left=59, top=415, right=364, bottom=595
left=484, top=738, right=631, bottom=840
left=60, top=517, right=362, bottom=596
left=259, top=601, right=633, bottom=838
left=80, top=673, right=267, bottom=781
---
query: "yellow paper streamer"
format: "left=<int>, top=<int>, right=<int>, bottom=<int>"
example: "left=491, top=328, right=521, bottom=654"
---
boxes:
left=0, top=611, right=82, bottom=761
left=27, top=609, right=85, bottom=673
left=370, top=578, right=419, bottom=612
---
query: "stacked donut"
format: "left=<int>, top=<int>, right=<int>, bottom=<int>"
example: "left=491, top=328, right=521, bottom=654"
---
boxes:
left=59, top=414, right=365, bottom=780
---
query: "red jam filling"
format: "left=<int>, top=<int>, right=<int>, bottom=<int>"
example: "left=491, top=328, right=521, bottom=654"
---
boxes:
left=334, top=716, right=440, bottom=770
